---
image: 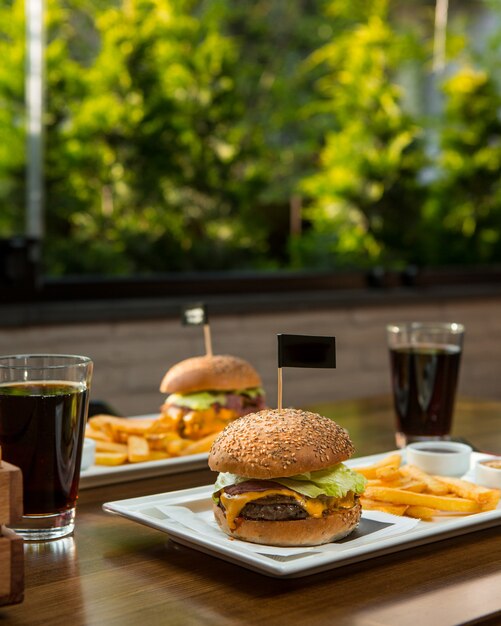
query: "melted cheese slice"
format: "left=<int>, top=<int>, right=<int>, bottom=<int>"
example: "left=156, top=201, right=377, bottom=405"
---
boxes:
left=164, top=406, right=237, bottom=439
left=219, top=487, right=356, bottom=530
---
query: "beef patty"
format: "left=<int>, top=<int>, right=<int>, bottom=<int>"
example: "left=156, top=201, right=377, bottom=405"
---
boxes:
left=240, top=496, right=309, bottom=521
left=221, top=481, right=309, bottom=521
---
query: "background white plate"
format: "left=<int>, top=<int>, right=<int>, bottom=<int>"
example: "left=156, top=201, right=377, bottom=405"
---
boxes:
left=103, top=451, right=501, bottom=578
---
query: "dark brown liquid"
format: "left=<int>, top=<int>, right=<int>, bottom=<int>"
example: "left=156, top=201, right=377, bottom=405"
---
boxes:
left=0, top=382, right=88, bottom=515
left=389, top=344, right=461, bottom=437
left=416, top=447, right=458, bottom=454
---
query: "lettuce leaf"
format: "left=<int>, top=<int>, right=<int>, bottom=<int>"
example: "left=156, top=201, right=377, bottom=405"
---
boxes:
left=167, top=391, right=227, bottom=410
left=167, top=387, right=264, bottom=410
left=237, top=387, right=265, bottom=399
left=213, top=464, right=367, bottom=500
left=278, top=465, right=367, bottom=498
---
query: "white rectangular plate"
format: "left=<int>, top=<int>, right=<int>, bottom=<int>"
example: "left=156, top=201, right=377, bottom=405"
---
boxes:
left=79, top=414, right=208, bottom=489
left=102, top=451, right=501, bottom=578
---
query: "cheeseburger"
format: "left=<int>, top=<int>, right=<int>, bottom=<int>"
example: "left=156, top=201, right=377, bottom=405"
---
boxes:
left=208, top=408, right=366, bottom=546
left=159, top=354, right=265, bottom=440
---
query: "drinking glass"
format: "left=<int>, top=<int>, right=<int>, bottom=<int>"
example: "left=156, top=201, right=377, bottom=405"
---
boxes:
left=386, top=323, right=464, bottom=449
left=0, top=354, right=93, bottom=540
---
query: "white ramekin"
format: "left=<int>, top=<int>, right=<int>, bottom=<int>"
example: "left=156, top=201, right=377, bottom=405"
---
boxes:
left=405, top=441, right=472, bottom=477
left=474, top=456, right=501, bottom=489
left=81, top=437, right=96, bottom=471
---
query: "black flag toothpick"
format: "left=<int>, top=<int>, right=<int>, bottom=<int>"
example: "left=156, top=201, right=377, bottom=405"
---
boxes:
left=277, top=334, right=336, bottom=410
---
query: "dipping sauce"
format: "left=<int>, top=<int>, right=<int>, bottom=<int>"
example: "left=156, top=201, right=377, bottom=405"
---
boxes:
left=417, top=447, right=459, bottom=454
left=481, top=459, right=501, bottom=470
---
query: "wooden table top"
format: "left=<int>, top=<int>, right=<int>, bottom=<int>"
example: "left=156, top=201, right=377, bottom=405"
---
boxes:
left=2, top=395, right=500, bottom=626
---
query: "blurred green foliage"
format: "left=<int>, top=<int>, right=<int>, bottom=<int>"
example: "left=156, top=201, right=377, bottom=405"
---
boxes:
left=423, top=66, right=501, bottom=265
left=0, top=0, right=25, bottom=234
left=294, top=1, right=429, bottom=269
left=1, top=0, right=501, bottom=274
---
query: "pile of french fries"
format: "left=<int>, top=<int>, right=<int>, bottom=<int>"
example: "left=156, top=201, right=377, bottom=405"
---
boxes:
left=354, top=453, right=500, bottom=521
left=85, top=414, right=219, bottom=466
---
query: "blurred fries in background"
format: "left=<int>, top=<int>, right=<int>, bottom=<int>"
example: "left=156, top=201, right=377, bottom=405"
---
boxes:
left=85, top=414, right=219, bottom=466
left=353, top=453, right=500, bottom=520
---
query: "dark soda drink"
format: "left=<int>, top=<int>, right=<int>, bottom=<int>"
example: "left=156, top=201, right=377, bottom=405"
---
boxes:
left=389, top=344, right=461, bottom=438
left=0, top=381, right=88, bottom=515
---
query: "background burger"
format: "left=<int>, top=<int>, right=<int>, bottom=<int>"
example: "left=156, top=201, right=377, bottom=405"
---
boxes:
left=208, top=408, right=366, bottom=546
left=159, top=354, right=265, bottom=440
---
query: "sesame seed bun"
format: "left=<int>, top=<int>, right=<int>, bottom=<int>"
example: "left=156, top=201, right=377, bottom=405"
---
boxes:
left=212, top=500, right=361, bottom=547
left=159, top=354, right=262, bottom=394
left=208, top=408, right=355, bottom=478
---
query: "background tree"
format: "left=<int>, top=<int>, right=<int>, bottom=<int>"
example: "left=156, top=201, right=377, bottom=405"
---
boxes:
left=44, top=0, right=268, bottom=273
left=294, top=0, right=429, bottom=269
left=0, top=0, right=25, bottom=234
left=423, top=66, right=501, bottom=265
left=1, top=0, right=501, bottom=275
left=42, top=0, right=336, bottom=274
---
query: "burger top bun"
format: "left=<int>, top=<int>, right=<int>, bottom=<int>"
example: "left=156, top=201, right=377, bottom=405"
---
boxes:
left=160, top=354, right=262, bottom=395
left=209, top=408, right=354, bottom=479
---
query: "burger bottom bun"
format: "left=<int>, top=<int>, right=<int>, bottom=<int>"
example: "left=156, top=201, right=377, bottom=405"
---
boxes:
left=213, top=500, right=361, bottom=547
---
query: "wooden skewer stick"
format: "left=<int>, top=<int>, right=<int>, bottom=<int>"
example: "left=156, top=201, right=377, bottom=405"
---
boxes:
left=277, top=367, right=283, bottom=411
left=203, top=323, right=213, bottom=357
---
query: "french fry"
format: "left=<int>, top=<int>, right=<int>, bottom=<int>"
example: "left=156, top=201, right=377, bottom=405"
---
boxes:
left=90, top=416, right=127, bottom=441
left=405, top=505, right=438, bottom=521
left=360, top=497, right=408, bottom=516
left=367, top=478, right=404, bottom=488
left=398, top=480, right=427, bottom=493
left=95, top=451, right=128, bottom=466
left=85, top=425, right=113, bottom=442
left=95, top=440, right=128, bottom=454
left=146, top=432, right=185, bottom=451
left=110, top=419, right=157, bottom=443
left=400, top=464, right=450, bottom=495
left=364, top=486, right=481, bottom=513
left=88, top=414, right=121, bottom=428
left=357, top=451, right=500, bottom=521
left=144, top=450, right=171, bottom=461
left=375, top=466, right=401, bottom=481
left=127, top=436, right=151, bottom=463
left=367, top=477, right=426, bottom=491
left=354, top=453, right=402, bottom=479
left=182, top=432, right=220, bottom=456
left=147, top=414, right=179, bottom=434
left=165, top=438, right=190, bottom=457
left=433, top=476, right=500, bottom=509
left=84, top=409, right=226, bottom=467
left=481, top=499, right=500, bottom=512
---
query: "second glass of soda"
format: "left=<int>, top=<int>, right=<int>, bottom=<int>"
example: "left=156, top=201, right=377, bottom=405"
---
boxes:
left=386, top=322, right=464, bottom=449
